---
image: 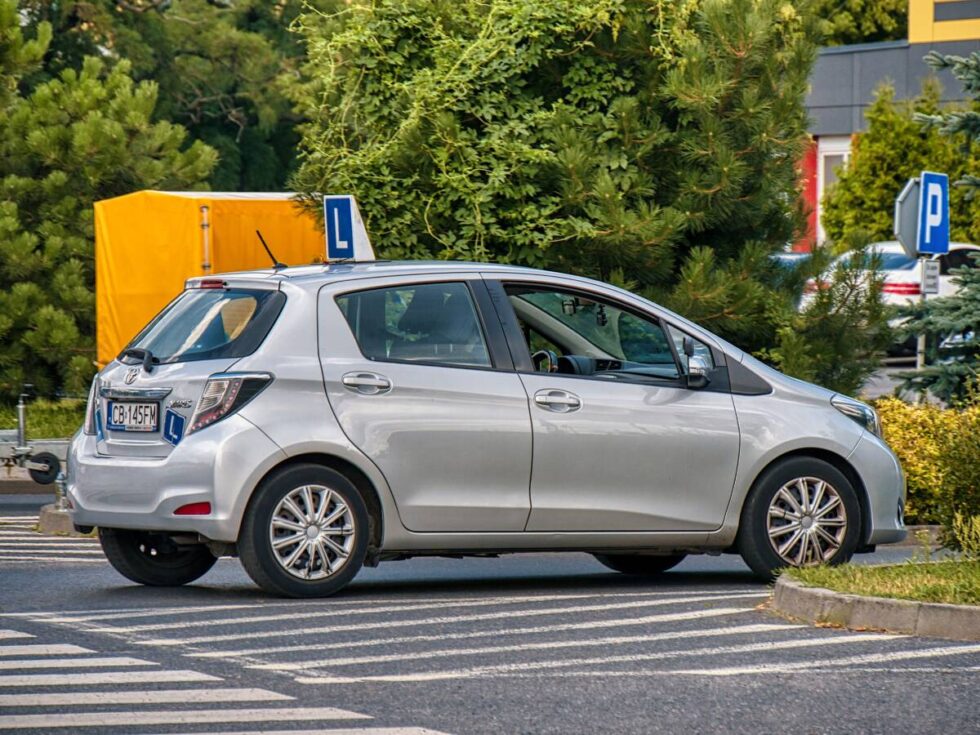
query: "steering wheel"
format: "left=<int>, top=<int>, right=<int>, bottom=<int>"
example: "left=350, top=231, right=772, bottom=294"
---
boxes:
left=530, top=349, right=559, bottom=373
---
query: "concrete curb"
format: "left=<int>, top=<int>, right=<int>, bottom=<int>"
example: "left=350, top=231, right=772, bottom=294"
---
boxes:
left=772, top=575, right=980, bottom=642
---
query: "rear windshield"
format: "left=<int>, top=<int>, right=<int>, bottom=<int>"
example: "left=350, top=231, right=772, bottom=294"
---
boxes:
left=122, top=288, right=285, bottom=365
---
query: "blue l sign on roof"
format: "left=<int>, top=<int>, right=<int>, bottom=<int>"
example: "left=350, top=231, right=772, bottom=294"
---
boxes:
left=325, top=197, right=354, bottom=260
left=322, top=195, right=376, bottom=262
left=917, top=171, right=950, bottom=255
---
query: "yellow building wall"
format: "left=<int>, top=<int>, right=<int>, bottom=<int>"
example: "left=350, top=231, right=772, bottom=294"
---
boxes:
left=910, top=0, right=980, bottom=43
left=95, top=191, right=323, bottom=366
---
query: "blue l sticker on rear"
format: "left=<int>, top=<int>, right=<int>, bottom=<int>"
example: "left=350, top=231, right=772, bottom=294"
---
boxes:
left=163, top=409, right=186, bottom=446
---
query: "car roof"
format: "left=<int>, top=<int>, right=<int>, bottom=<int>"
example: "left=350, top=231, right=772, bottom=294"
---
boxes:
left=189, top=260, right=568, bottom=289
left=868, top=241, right=978, bottom=253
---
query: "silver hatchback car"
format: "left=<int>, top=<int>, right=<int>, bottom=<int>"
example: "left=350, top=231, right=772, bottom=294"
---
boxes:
left=67, top=262, right=906, bottom=597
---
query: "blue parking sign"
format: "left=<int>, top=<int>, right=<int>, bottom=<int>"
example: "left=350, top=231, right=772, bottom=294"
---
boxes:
left=163, top=409, right=186, bottom=447
left=324, top=197, right=354, bottom=260
left=916, top=171, right=949, bottom=255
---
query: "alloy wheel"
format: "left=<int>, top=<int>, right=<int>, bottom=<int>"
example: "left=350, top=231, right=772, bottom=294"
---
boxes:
left=268, top=484, right=356, bottom=580
left=766, top=476, right=847, bottom=566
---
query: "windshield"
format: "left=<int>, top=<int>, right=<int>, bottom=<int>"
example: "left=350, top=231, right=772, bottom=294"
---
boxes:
left=122, top=288, right=285, bottom=365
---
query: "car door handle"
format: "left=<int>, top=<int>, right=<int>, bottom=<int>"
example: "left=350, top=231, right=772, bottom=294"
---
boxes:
left=533, top=389, right=581, bottom=412
left=341, top=372, right=392, bottom=395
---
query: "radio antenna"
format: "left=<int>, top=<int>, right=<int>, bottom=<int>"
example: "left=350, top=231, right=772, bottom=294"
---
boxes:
left=256, top=230, right=287, bottom=270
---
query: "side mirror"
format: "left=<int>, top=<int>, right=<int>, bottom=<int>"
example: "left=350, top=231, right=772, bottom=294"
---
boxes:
left=686, top=354, right=711, bottom=389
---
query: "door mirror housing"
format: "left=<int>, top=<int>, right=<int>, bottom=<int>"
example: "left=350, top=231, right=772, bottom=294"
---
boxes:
left=686, top=354, right=711, bottom=389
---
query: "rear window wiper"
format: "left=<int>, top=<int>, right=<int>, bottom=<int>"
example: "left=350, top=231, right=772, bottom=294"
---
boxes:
left=121, top=347, right=159, bottom=373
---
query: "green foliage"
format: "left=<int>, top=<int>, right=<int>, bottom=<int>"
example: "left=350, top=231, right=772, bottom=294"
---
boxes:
left=822, top=82, right=980, bottom=247
left=293, top=0, right=877, bottom=372
left=0, top=7, right=216, bottom=398
left=19, top=0, right=310, bottom=190
left=900, top=52, right=980, bottom=402
left=812, top=0, right=906, bottom=46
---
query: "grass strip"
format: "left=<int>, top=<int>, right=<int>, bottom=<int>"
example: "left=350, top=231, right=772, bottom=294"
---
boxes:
left=787, top=561, right=980, bottom=607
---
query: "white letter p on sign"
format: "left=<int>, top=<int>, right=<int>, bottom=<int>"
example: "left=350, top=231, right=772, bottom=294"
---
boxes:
left=925, top=182, right=943, bottom=245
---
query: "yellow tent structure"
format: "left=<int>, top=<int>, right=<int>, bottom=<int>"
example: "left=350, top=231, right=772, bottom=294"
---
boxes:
left=95, top=190, right=325, bottom=366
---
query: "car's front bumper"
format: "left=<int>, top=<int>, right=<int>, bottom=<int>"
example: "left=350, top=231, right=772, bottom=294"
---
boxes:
left=849, top=432, right=907, bottom=546
left=66, top=415, right=286, bottom=542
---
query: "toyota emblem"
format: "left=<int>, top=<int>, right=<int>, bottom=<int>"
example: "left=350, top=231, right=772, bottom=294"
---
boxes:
left=124, top=368, right=139, bottom=385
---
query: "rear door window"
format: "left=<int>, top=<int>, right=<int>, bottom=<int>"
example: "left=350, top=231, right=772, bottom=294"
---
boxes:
left=123, top=288, right=285, bottom=365
left=336, top=282, right=492, bottom=368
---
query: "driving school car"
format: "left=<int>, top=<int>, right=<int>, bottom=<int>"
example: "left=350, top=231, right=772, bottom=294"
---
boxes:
left=67, top=261, right=906, bottom=597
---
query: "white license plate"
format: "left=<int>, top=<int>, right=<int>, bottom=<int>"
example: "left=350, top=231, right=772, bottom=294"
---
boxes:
left=106, top=401, right=159, bottom=432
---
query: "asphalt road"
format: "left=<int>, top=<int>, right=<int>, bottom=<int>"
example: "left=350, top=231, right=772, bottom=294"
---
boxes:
left=1, top=494, right=978, bottom=735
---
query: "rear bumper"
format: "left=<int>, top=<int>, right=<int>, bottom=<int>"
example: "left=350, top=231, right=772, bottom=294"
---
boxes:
left=848, top=432, right=907, bottom=546
left=65, top=415, right=286, bottom=542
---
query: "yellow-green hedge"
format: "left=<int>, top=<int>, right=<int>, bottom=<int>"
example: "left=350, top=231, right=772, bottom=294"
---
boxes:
left=874, top=397, right=980, bottom=528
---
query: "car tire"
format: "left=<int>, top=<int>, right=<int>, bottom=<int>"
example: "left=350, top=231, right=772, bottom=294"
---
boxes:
left=238, top=464, right=369, bottom=598
left=99, top=528, right=217, bottom=586
left=736, top=456, right=861, bottom=580
left=593, top=553, right=687, bottom=575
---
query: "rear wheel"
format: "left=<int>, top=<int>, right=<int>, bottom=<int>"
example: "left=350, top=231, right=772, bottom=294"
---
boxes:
left=736, top=456, right=861, bottom=580
left=593, top=553, right=687, bottom=575
left=99, top=528, right=217, bottom=586
left=238, top=464, right=369, bottom=598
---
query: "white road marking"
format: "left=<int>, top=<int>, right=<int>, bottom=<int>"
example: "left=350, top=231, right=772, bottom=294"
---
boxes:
left=0, top=656, right=156, bottom=670
left=25, top=589, right=758, bottom=624
left=149, top=730, right=451, bottom=735
left=0, top=706, right=370, bottom=729
left=111, top=591, right=767, bottom=635
left=251, top=617, right=790, bottom=671
left=295, top=632, right=898, bottom=683
left=0, top=644, right=92, bottom=656
left=0, top=632, right=32, bottom=641
left=0, top=532, right=95, bottom=541
left=648, top=642, right=980, bottom=676
left=195, top=606, right=768, bottom=659
left=0, top=688, right=294, bottom=707
left=140, top=593, right=769, bottom=646
left=0, top=669, right=220, bottom=687
left=0, top=556, right=105, bottom=563
left=0, top=544, right=104, bottom=556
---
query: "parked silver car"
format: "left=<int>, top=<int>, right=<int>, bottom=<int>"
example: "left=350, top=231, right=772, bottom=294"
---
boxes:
left=67, top=262, right=906, bottom=597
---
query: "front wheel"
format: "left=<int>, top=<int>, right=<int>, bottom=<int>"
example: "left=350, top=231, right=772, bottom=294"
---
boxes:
left=593, top=553, right=687, bottom=575
left=736, top=456, right=861, bottom=580
left=238, top=464, right=369, bottom=598
left=99, top=528, right=217, bottom=586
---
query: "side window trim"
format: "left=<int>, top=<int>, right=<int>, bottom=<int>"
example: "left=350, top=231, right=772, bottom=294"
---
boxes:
left=333, top=279, right=505, bottom=372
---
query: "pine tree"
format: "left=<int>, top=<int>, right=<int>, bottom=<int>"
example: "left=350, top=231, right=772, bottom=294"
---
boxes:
left=0, top=2, right=216, bottom=398
left=812, top=0, right=906, bottom=46
left=19, top=0, right=307, bottom=190
left=901, top=51, right=980, bottom=402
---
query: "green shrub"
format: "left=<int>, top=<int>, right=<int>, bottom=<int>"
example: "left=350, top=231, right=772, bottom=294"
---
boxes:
left=0, top=399, right=85, bottom=440
left=874, top=396, right=980, bottom=540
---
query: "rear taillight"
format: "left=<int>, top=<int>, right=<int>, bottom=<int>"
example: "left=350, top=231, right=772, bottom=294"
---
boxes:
left=882, top=282, right=921, bottom=296
left=187, top=372, right=272, bottom=435
left=83, top=377, right=100, bottom=435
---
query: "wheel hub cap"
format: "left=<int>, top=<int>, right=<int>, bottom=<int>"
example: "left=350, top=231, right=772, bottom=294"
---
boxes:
left=766, top=476, right=847, bottom=567
left=269, top=485, right=355, bottom=580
